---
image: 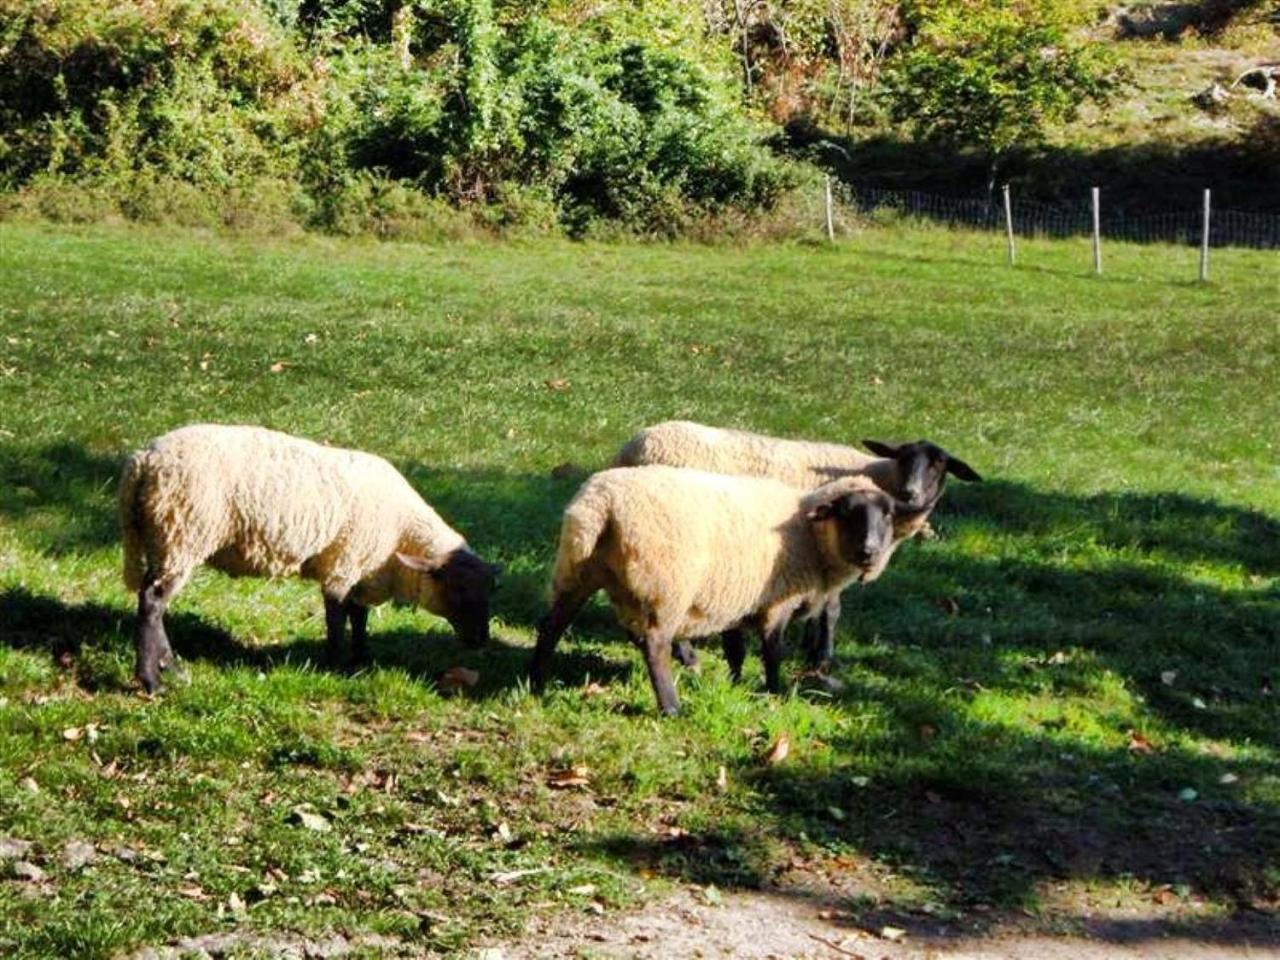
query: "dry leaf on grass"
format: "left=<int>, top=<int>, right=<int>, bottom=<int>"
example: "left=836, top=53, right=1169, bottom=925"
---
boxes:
left=436, top=667, right=479, bottom=694
left=1127, top=730, right=1156, bottom=755
left=763, top=733, right=790, bottom=765
left=269, top=361, right=288, bottom=373
left=547, top=764, right=591, bottom=789
left=580, top=682, right=608, bottom=699
left=544, top=378, right=571, bottom=391
left=880, top=925, right=907, bottom=942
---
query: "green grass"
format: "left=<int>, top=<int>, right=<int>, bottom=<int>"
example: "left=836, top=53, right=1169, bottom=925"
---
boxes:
left=0, top=221, right=1277, bottom=957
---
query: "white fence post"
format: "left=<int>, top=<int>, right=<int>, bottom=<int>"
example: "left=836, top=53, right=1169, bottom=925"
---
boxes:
left=1091, top=187, right=1102, bottom=275
left=1003, top=184, right=1015, bottom=265
left=1200, top=188, right=1211, bottom=282
left=824, top=175, right=835, bottom=242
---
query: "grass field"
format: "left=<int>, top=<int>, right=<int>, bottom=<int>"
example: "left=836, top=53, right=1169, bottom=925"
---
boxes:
left=0, top=222, right=1277, bottom=958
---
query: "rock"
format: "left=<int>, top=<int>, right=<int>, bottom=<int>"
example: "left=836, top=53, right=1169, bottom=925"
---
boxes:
left=61, top=840, right=99, bottom=870
left=12, top=860, right=45, bottom=882
left=0, top=837, right=33, bottom=860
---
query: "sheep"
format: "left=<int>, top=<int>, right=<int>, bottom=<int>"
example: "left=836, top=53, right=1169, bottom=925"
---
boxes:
left=614, top=421, right=982, bottom=669
left=528, top=465, right=929, bottom=715
left=118, top=424, right=499, bottom=693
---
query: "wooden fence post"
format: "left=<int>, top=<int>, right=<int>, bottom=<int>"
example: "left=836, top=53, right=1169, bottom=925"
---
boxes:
left=1091, top=187, right=1102, bottom=276
left=824, top=175, right=835, bottom=242
left=1200, top=188, right=1211, bottom=282
left=1003, top=184, right=1015, bottom=265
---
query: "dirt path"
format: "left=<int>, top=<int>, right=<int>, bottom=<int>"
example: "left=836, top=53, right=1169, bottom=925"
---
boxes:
left=488, top=888, right=1280, bottom=960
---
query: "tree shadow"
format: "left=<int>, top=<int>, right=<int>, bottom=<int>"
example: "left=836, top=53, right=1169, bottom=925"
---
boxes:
left=782, top=125, right=1280, bottom=235
left=0, top=441, right=123, bottom=553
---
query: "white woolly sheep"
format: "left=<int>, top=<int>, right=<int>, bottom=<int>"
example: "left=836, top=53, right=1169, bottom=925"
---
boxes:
left=529, top=465, right=928, bottom=715
left=119, top=424, right=499, bottom=692
left=614, top=420, right=982, bottom=668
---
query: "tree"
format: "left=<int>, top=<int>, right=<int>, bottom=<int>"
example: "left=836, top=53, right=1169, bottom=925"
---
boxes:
left=885, top=0, right=1120, bottom=193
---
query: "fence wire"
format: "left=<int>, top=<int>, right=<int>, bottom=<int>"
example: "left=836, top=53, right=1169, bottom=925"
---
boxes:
left=833, top=183, right=1280, bottom=249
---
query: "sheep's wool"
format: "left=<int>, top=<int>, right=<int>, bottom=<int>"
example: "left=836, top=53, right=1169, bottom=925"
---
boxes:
left=615, top=420, right=898, bottom=493
left=120, top=424, right=465, bottom=603
left=552, top=465, right=896, bottom=640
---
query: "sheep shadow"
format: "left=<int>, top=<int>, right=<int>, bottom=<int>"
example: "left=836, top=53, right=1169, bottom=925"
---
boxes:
left=582, top=481, right=1278, bottom=921
left=0, top=586, right=630, bottom=698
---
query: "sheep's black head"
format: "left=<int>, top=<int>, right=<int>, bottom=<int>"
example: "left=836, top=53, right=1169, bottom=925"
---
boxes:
left=397, top=548, right=501, bottom=648
left=861, top=438, right=982, bottom=507
left=807, top=488, right=926, bottom=583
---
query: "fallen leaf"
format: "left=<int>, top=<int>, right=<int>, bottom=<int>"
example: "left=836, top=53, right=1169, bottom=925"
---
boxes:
left=304, top=333, right=318, bottom=344
left=715, top=765, right=728, bottom=793
left=495, top=821, right=512, bottom=842
left=62, top=726, right=83, bottom=742
left=827, top=805, right=846, bottom=822
left=764, top=733, right=790, bottom=765
left=580, top=681, right=608, bottom=699
left=19, top=776, right=38, bottom=793
left=1178, top=787, right=1198, bottom=803
left=404, top=731, right=432, bottom=744
left=227, top=891, right=246, bottom=915
left=566, top=883, right=597, bottom=896
left=870, top=375, right=884, bottom=386
left=547, top=765, right=592, bottom=790
left=1127, top=730, right=1156, bottom=755
left=1191, top=697, right=1207, bottom=710
left=656, top=825, right=689, bottom=840
left=436, top=667, right=479, bottom=694
left=179, top=885, right=209, bottom=901
left=269, top=361, right=287, bottom=373
left=700, top=884, right=722, bottom=906
left=850, top=775, right=870, bottom=788
left=1161, top=670, right=1177, bottom=686
left=1220, top=772, right=1239, bottom=785
left=544, top=378, right=571, bottom=392
left=1048, top=650, right=1070, bottom=665
left=880, top=926, right=907, bottom=942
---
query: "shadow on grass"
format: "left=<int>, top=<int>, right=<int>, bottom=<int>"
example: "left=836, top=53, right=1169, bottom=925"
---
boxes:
left=0, top=586, right=629, bottom=698
left=787, top=126, right=1280, bottom=219
left=0, top=442, right=122, bottom=553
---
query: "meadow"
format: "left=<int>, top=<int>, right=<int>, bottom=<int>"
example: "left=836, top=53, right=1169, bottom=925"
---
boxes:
left=0, top=221, right=1276, bottom=957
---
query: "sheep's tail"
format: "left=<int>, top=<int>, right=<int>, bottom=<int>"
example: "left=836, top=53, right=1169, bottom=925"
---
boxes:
left=117, top=452, right=149, bottom=592
left=551, top=495, right=611, bottom=596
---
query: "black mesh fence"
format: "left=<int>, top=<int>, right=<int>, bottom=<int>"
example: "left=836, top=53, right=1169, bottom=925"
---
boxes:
left=834, top=183, right=1280, bottom=249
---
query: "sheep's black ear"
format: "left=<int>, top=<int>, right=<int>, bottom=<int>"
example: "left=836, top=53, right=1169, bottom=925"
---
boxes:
left=946, top=456, right=983, bottom=482
left=861, top=439, right=900, bottom=458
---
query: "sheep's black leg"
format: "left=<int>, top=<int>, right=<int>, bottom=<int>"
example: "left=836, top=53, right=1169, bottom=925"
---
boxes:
left=135, top=576, right=179, bottom=694
left=347, top=601, right=370, bottom=665
left=721, top=629, right=747, bottom=683
left=761, top=624, right=788, bottom=694
left=672, top=640, right=700, bottom=670
left=804, top=594, right=841, bottom=670
left=530, top=589, right=590, bottom=692
left=323, top=594, right=348, bottom=666
left=638, top=630, right=680, bottom=717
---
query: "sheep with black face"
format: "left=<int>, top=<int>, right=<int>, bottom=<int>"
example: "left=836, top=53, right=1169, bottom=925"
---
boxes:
left=530, top=465, right=927, bottom=715
left=614, top=421, right=982, bottom=669
left=119, top=424, right=499, bottom=692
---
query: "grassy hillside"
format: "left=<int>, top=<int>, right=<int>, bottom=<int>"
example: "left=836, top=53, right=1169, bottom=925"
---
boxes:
left=0, top=223, right=1276, bottom=957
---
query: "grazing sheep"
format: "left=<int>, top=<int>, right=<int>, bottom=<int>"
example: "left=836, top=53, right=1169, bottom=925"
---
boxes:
left=119, top=424, right=499, bottom=692
left=615, top=421, right=982, bottom=668
left=529, top=465, right=927, bottom=715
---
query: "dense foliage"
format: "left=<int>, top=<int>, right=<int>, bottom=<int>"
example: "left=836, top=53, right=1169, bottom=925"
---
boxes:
left=0, top=0, right=1130, bottom=234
